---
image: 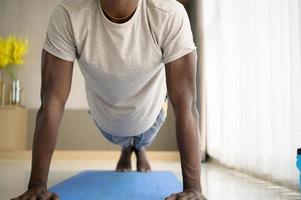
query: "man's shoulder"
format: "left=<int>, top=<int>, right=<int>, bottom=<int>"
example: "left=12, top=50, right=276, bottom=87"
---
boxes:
left=56, top=0, right=96, bottom=14
left=146, top=0, right=183, bottom=15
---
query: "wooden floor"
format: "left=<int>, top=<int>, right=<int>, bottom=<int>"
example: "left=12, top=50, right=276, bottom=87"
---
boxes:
left=1, top=154, right=300, bottom=200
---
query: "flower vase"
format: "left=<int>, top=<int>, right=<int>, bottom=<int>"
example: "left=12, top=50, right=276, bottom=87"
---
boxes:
left=11, top=79, right=21, bottom=105
left=0, top=71, right=6, bottom=106
left=0, top=72, right=2, bottom=105
left=1, top=83, right=5, bottom=106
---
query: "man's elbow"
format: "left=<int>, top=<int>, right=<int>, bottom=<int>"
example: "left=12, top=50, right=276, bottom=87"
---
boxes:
left=170, top=95, right=196, bottom=115
left=40, top=95, right=67, bottom=112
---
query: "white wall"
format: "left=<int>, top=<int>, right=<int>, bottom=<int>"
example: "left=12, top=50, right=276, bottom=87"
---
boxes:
left=203, top=0, right=301, bottom=188
left=0, top=0, right=88, bottom=109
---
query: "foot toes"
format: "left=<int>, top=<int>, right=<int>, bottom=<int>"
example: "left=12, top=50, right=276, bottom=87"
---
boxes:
left=134, top=148, right=152, bottom=173
left=115, top=146, right=134, bottom=172
left=138, top=167, right=151, bottom=172
left=116, top=167, right=131, bottom=172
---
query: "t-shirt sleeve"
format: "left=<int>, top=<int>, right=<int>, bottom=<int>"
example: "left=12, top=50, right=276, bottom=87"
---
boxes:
left=161, top=4, right=196, bottom=64
left=42, top=5, right=77, bottom=62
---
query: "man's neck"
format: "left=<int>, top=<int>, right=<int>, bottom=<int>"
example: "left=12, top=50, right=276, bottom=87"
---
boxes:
left=100, top=0, right=138, bottom=20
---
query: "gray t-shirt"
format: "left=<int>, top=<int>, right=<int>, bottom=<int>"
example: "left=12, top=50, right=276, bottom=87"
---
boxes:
left=43, top=0, right=196, bottom=136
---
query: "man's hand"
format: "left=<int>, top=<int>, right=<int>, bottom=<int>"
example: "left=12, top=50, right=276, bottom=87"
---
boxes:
left=165, top=190, right=207, bottom=200
left=11, top=186, right=59, bottom=200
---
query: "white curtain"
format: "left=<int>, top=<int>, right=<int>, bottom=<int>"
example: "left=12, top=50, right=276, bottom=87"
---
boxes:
left=203, top=0, right=301, bottom=188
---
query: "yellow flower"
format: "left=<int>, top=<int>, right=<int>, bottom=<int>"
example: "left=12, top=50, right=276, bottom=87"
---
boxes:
left=0, top=36, right=28, bottom=68
left=6, top=36, right=29, bottom=66
left=0, top=35, right=29, bottom=80
left=0, top=37, right=11, bottom=68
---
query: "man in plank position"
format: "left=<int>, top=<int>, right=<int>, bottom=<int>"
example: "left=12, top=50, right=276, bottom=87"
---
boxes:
left=12, top=0, right=206, bottom=199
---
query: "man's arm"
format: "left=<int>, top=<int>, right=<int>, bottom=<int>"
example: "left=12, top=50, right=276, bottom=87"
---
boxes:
left=12, top=49, right=74, bottom=200
left=165, top=51, right=206, bottom=200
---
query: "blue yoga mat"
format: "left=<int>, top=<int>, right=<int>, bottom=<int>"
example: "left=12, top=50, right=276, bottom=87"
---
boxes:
left=49, top=171, right=182, bottom=200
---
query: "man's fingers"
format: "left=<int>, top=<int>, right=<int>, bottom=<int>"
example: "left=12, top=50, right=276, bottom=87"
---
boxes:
left=50, top=192, right=60, bottom=200
left=37, top=193, right=48, bottom=200
left=177, top=193, right=193, bottom=200
left=171, top=191, right=207, bottom=200
left=165, top=193, right=177, bottom=200
left=177, top=195, right=192, bottom=200
left=42, top=191, right=52, bottom=200
left=18, top=193, right=30, bottom=200
left=11, top=193, right=26, bottom=200
left=11, top=188, right=58, bottom=200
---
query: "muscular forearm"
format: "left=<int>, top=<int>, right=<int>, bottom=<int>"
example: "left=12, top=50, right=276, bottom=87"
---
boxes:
left=174, top=103, right=201, bottom=191
left=28, top=103, right=64, bottom=189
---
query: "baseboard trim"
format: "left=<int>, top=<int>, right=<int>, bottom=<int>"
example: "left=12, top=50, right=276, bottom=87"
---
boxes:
left=0, top=150, right=180, bottom=161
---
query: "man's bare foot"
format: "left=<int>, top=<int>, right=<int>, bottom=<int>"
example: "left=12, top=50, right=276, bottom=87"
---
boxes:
left=115, top=146, right=134, bottom=172
left=134, top=147, right=151, bottom=172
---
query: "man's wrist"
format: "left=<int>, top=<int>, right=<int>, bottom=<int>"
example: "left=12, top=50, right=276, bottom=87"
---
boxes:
left=183, top=183, right=202, bottom=192
left=181, top=167, right=202, bottom=192
left=183, top=184, right=202, bottom=192
left=28, top=179, right=47, bottom=190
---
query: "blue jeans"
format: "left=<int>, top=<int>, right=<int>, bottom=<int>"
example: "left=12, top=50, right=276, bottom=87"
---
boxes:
left=91, top=96, right=168, bottom=150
